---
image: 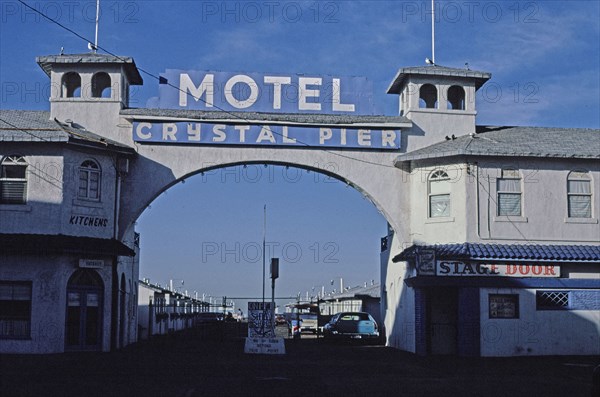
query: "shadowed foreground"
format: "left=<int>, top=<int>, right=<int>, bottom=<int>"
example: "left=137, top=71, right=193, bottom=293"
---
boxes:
left=1, top=327, right=597, bottom=397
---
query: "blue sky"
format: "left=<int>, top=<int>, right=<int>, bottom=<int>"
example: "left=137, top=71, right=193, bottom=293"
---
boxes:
left=1, top=1, right=599, bottom=310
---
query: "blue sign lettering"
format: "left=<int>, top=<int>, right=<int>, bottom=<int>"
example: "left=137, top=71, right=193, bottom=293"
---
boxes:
left=156, top=70, right=375, bottom=115
left=133, top=122, right=400, bottom=150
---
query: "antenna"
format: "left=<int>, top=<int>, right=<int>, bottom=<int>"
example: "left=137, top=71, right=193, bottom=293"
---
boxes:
left=431, top=0, right=435, bottom=64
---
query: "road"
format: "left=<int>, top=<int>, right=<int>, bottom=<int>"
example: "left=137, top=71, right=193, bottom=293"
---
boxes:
left=1, top=326, right=597, bottom=397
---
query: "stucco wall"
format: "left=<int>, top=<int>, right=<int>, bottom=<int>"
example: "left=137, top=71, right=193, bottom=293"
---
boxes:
left=0, top=254, right=113, bottom=354
left=479, top=287, right=600, bottom=356
left=0, top=145, right=118, bottom=239
left=471, top=158, right=600, bottom=244
left=381, top=233, right=416, bottom=352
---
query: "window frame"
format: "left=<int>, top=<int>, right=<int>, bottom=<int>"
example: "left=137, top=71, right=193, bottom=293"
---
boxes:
left=0, top=155, right=28, bottom=205
left=497, top=169, right=522, bottom=216
left=489, top=294, right=519, bottom=319
left=78, top=159, right=101, bottom=201
left=0, top=281, right=33, bottom=339
left=536, top=290, right=570, bottom=311
left=567, top=171, right=592, bottom=219
left=428, top=169, right=451, bottom=218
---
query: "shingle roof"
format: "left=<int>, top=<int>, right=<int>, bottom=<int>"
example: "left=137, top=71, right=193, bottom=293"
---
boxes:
left=395, top=125, right=600, bottom=164
left=0, top=110, right=135, bottom=154
left=36, top=53, right=143, bottom=85
left=387, top=65, right=491, bottom=93
left=0, top=233, right=135, bottom=257
left=393, top=243, right=600, bottom=262
left=120, top=108, right=411, bottom=127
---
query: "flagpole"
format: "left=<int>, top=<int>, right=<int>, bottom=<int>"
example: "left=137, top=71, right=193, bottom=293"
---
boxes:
left=431, top=0, right=435, bottom=64
left=94, top=0, right=100, bottom=53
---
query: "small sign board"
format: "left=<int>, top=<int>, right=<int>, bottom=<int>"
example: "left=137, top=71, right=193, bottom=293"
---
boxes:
left=248, top=302, right=274, bottom=338
left=78, top=259, right=104, bottom=269
left=416, top=249, right=435, bottom=276
left=244, top=337, right=285, bottom=355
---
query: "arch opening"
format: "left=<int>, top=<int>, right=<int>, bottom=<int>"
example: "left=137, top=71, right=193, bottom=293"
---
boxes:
left=92, top=72, right=112, bottom=98
left=62, top=72, right=81, bottom=98
left=419, top=84, right=438, bottom=109
left=447, top=85, right=465, bottom=110
left=132, top=162, right=392, bottom=330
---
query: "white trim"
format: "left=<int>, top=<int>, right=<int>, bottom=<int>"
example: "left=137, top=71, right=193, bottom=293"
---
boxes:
left=121, top=114, right=412, bottom=129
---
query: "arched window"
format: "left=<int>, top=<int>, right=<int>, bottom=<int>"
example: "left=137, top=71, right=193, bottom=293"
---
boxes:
left=447, top=85, right=465, bottom=110
left=419, top=84, right=438, bottom=109
left=78, top=160, right=101, bottom=200
left=428, top=170, right=450, bottom=217
left=0, top=155, right=27, bottom=204
left=91, top=72, right=111, bottom=98
left=567, top=171, right=592, bottom=218
left=62, top=72, right=81, bottom=98
left=65, top=269, right=103, bottom=350
left=497, top=169, right=522, bottom=216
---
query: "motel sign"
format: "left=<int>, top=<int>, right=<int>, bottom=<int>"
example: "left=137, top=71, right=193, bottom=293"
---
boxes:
left=138, top=70, right=401, bottom=150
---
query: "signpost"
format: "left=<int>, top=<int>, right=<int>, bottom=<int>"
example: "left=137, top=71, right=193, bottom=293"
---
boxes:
left=245, top=301, right=285, bottom=355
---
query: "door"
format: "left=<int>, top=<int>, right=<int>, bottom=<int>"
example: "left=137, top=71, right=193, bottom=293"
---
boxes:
left=427, top=288, right=458, bottom=355
left=65, top=269, right=103, bottom=351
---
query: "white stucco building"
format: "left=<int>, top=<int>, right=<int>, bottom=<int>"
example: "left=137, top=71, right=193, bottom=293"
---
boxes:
left=1, top=53, right=598, bottom=355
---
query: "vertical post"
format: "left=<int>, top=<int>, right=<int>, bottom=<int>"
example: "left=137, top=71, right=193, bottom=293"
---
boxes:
left=262, top=204, right=266, bottom=335
left=271, top=278, right=276, bottom=332
left=148, top=297, right=153, bottom=339
left=270, top=258, right=279, bottom=336
left=94, top=0, right=100, bottom=53
left=431, top=0, right=435, bottom=64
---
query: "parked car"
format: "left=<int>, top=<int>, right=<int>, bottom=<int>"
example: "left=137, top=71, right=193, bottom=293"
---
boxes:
left=195, top=312, right=224, bottom=323
left=322, top=312, right=379, bottom=341
left=275, top=315, right=287, bottom=325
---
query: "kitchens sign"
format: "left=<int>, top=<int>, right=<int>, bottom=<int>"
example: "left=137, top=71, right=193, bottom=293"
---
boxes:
left=436, top=261, right=560, bottom=278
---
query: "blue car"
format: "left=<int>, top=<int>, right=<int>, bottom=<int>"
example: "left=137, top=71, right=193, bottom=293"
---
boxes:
left=323, top=312, right=379, bottom=340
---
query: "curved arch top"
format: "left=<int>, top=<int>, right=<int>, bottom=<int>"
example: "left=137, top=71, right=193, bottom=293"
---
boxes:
left=119, top=145, right=410, bottom=242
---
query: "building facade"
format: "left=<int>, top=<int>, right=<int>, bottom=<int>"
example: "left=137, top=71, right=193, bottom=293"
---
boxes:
left=319, top=282, right=381, bottom=327
left=0, top=55, right=142, bottom=353
left=137, top=279, right=209, bottom=340
left=380, top=67, right=599, bottom=356
left=1, top=53, right=598, bottom=355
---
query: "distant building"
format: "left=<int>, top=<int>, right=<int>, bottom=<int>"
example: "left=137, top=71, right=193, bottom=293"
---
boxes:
left=137, top=279, right=208, bottom=340
left=319, top=283, right=381, bottom=326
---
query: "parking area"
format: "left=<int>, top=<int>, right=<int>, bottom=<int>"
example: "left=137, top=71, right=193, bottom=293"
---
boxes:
left=1, top=327, right=597, bottom=397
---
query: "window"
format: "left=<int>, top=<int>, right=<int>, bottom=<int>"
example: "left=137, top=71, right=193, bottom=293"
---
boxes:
left=419, top=84, right=438, bottom=109
left=0, top=155, right=27, bottom=204
left=497, top=169, right=521, bottom=216
left=428, top=170, right=450, bottom=217
left=489, top=294, right=519, bottom=319
left=567, top=171, right=592, bottom=218
left=91, top=72, right=112, bottom=98
left=78, top=160, right=101, bottom=200
left=447, top=85, right=465, bottom=110
left=536, top=291, right=569, bottom=310
left=62, top=72, right=81, bottom=98
left=0, top=282, right=32, bottom=339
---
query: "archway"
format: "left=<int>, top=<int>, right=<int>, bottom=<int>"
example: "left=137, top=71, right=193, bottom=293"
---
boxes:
left=134, top=163, right=392, bottom=328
